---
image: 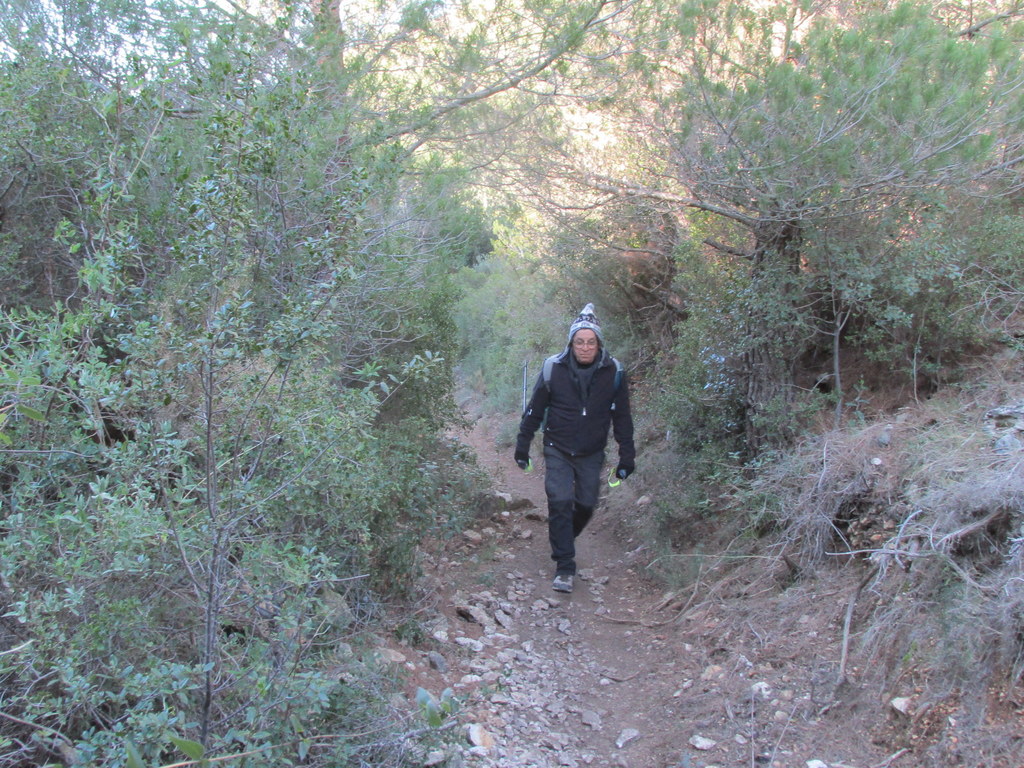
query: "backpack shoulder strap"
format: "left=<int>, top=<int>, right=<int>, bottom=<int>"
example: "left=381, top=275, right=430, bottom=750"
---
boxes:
left=610, top=356, right=624, bottom=392
left=609, top=357, right=624, bottom=409
left=541, top=354, right=560, bottom=390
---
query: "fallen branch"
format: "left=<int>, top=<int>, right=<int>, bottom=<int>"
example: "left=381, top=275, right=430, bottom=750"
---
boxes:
left=673, top=570, right=749, bottom=624
left=599, top=669, right=642, bottom=683
left=837, top=564, right=879, bottom=685
left=934, top=508, right=1007, bottom=551
left=652, top=590, right=680, bottom=611
left=598, top=614, right=671, bottom=628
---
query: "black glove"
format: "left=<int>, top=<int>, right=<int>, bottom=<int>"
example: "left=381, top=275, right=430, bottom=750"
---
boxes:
left=514, top=450, right=530, bottom=471
left=614, top=462, right=634, bottom=480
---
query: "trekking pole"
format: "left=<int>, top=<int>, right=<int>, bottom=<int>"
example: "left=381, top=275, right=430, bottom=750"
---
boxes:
left=521, top=363, right=528, bottom=414
left=520, top=363, right=533, bottom=472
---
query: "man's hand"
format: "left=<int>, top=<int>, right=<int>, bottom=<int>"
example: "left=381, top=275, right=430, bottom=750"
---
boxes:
left=614, top=462, right=634, bottom=480
left=514, top=450, right=531, bottom=472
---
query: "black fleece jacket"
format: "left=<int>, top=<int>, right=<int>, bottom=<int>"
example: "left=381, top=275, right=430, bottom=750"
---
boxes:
left=516, top=348, right=635, bottom=465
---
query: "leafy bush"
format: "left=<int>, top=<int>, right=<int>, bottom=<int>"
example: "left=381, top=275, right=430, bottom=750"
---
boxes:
left=0, top=6, right=490, bottom=760
left=0, top=288, right=482, bottom=766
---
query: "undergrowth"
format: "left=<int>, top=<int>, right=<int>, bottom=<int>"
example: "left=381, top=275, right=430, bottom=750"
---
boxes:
left=729, top=350, right=1024, bottom=766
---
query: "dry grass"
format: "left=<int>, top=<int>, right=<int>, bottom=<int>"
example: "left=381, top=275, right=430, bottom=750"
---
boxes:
left=769, top=362, right=1021, bottom=709
left=754, top=419, right=913, bottom=567
left=740, top=352, right=1024, bottom=764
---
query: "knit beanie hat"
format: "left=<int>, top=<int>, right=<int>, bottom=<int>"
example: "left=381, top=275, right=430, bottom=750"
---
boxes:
left=568, top=303, right=604, bottom=346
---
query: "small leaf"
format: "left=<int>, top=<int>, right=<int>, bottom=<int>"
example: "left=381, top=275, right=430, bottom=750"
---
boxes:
left=439, top=687, right=459, bottom=714
left=170, top=736, right=205, bottom=760
left=424, top=701, right=442, bottom=727
left=415, top=686, right=434, bottom=709
left=125, top=741, right=146, bottom=768
left=416, top=686, right=443, bottom=727
left=15, top=404, right=45, bottom=421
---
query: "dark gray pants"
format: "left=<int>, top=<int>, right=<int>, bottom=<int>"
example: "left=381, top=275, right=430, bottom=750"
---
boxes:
left=543, top=444, right=604, bottom=575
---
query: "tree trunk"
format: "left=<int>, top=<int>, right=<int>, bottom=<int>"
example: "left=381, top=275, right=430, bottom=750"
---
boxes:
left=742, top=215, right=803, bottom=454
left=743, top=341, right=792, bottom=454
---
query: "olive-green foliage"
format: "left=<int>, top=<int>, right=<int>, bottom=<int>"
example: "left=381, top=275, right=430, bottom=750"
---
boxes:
left=0, top=55, right=112, bottom=306
left=558, top=0, right=1024, bottom=452
left=0, top=289, right=477, bottom=765
left=453, top=206, right=649, bottom=416
left=454, top=251, right=567, bottom=411
left=799, top=194, right=1024, bottom=400
left=656, top=194, right=1024, bottom=557
left=655, top=236, right=746, bottom=453
left=540, top=203, right=675, bottom=354
left=0, top=3, right=493, bottom=765
left=956, top=206, right=1024, bottom=346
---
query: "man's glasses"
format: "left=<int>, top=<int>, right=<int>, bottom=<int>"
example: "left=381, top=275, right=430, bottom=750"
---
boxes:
left=572, top=339, right=598, bottom=348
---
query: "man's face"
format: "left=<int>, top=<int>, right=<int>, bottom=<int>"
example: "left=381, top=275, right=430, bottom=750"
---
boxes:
left=571, top=329, right=599, bottom=365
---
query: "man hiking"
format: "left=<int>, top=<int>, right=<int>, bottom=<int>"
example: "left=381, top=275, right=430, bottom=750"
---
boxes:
left=514, top=303, right=636, bottom=593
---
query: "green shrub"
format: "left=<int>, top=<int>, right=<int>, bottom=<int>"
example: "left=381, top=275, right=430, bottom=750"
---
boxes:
left=0, top=239, right=482, bottom=767
left=454, top=253, right=566, bottom=412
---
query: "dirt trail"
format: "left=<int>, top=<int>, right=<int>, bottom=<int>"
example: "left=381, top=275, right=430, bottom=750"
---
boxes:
left=473, top=416, right=682, bottom=765
left=410, top=412, right=903, bottom=768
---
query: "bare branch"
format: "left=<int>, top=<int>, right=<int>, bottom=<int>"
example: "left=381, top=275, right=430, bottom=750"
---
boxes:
left=959, top=7, right=1024, bottom=38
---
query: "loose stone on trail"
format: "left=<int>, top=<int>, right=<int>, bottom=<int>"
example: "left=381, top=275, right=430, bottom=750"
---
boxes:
left=615, top=728, right=640, bottom=748
left=689, top=734, right=716, bottom=750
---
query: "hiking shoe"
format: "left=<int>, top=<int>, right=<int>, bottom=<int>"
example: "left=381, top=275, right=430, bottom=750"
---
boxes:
left=552, top=574, right=574, bottom=593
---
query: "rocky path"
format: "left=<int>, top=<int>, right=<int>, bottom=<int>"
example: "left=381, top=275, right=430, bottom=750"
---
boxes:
left=406, top=413, right=902, bottom=768
left=416, top=414, right=686, bottom=767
